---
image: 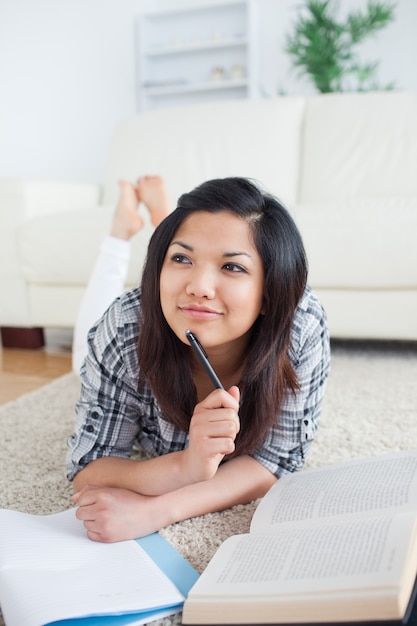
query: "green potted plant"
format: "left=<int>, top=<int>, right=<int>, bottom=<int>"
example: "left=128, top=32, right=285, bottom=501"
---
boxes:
left=285, top=0, right=396, bottom=93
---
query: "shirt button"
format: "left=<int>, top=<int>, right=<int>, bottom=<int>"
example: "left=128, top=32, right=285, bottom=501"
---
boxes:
left=86, top=425, right=94, bottom=433
left=91, top=411, right=100, bottom=420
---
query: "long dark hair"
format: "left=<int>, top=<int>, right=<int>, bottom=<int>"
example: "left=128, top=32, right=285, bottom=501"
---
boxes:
left=138, top=177, right=308, bottom=456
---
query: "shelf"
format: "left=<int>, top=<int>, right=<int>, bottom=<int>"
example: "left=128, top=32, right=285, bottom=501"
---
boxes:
left=142, top=78, right=248, bottom=98
left=144, top=38, right=247, bottom=57
left=136, top=1, right=257, bottom=111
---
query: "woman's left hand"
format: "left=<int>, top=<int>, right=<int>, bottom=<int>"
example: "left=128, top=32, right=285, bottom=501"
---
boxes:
left=73, top=485, right=163, bottom=542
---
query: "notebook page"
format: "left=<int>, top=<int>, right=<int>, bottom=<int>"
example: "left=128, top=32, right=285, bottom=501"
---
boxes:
left=0, top=508, right=184, bottom=626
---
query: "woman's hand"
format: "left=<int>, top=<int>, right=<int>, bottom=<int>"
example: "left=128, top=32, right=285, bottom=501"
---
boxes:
left=182, top=385, right=240, bottom=483
left=72, top=385, right=239, bottom=498
left=73, top=485, right=165, bottom=542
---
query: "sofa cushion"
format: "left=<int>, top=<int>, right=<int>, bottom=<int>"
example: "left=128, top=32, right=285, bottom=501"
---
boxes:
left=295, top=197, right=417, bottom=288
left=102, top=97, right=306, bottom=209
left=20, top=196, right=417, bottom=292
left=299, top=92, right=417, bottom=203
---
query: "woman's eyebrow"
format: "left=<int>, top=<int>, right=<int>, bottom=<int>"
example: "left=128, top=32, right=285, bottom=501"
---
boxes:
left=170, top=241, right=252, bottom=259
left=223, top=251, right=252, bottom=259
left=169, top=240, right=193, bottom=251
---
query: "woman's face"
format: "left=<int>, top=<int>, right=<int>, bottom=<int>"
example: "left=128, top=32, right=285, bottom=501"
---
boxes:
left=160, top=210, right=264, bottom=357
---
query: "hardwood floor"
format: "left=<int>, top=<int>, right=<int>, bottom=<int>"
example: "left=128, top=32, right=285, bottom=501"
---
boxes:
left=0, top=329, right=73, bottom=405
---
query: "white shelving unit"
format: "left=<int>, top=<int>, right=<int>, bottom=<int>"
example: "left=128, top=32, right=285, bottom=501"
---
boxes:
left=136, top=1, right=258, bottom=111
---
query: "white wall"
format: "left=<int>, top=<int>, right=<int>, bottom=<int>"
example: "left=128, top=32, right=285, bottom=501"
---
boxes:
left=0, top=0, right=137, bottom=184
left=1, top=0, right=416, bottom=184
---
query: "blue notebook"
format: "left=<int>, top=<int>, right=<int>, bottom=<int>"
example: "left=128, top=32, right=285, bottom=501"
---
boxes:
left=47, top=533, right=199, bottom=626
left=0, top=508, right=199, bottom=626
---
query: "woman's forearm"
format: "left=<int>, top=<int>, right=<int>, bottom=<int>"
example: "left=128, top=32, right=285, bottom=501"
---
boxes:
left=72, top=452, right=188, bottom=496
left=72, top=449, right=276, bottom=507
left=74, top=455, right=277, bottom=542
left=155, top=455, right=277, bottom=529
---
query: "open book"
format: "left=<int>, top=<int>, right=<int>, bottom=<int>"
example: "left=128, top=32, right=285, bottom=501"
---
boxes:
left=0, top=507, right=198, bottom=626
left=183, top=449, right=417, bottom=625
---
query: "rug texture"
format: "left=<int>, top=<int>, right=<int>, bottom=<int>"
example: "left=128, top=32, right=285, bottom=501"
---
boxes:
left=1, top=340, right=416, bottom=625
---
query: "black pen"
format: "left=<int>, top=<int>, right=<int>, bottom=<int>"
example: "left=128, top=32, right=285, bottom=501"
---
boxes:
left=185, top=329, right=224, bottom=390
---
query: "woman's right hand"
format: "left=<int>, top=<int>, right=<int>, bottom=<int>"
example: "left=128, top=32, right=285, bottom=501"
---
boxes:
left=182, top=385, right=240, bottom=483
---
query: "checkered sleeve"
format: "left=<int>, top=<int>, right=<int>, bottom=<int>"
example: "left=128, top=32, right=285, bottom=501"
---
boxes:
left=251, top=287, right=330, bottom=478
left=66, top=290, right=149, bottom=480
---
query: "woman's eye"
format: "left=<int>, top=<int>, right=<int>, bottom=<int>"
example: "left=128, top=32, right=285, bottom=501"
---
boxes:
left=171, top=253, right=191, bottom=264
left=223, top=262, right=247, bottom=273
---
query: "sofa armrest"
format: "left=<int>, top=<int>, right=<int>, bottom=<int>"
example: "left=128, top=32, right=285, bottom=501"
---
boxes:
left=0, top=179, right=101, bottom=327
left=0, top=179, right=101, bottom=222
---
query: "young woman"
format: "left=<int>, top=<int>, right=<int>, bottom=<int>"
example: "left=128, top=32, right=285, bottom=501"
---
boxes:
left=67, top=176, right=330, bottom=543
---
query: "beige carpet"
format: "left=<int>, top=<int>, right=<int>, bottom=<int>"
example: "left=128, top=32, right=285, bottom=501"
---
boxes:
left=1, top=340, right=417, bottom=625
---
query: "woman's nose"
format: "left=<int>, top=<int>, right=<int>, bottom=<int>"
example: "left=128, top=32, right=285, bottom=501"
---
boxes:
left=185, top=267, right=216, bottom=299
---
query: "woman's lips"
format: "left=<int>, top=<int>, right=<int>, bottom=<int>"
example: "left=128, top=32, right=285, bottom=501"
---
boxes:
left=180, top=305, right=222, bottom=320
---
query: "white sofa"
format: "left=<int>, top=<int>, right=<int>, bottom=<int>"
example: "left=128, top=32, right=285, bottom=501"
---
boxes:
left=1, top=91, right=417, bottom=346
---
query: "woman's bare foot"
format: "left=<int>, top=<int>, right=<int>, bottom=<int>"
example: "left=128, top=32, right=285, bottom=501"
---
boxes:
left=110, top=180, right=144, bottom=240
left=136, top=176, right=171, bottom=227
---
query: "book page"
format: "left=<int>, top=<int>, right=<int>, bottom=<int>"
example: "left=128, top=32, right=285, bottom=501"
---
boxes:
left=0, top=508, right=184, bottom=626
left=186, top=512, right=417, bottom=597
left=251, top=450, right=417, bottom=533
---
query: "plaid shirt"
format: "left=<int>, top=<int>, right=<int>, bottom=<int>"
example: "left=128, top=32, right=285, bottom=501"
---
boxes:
left=67, top=287, right=330, bottom=481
